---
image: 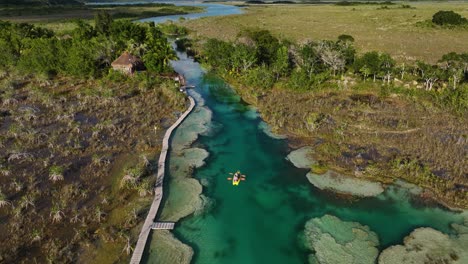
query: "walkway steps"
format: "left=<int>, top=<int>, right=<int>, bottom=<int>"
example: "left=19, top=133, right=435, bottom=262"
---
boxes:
left=129, top=95, right=196, bottom=264
left=151, top=222, right=175, bottom=230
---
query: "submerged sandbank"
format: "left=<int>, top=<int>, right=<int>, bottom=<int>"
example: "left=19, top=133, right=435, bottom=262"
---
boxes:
left=306, top=171, right=385, bottom=197
left=286, top=146, right=384, bottom=197
left=286, top=146, right=315, bottom=169
left=145, top=230, right=193, bottom=264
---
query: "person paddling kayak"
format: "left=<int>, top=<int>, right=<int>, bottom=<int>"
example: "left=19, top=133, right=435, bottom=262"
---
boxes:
left=228, top=171, right=245, bottom=186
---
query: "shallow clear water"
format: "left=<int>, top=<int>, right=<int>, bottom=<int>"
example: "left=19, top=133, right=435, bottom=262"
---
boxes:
left=140, top=4, right=466, bottom=264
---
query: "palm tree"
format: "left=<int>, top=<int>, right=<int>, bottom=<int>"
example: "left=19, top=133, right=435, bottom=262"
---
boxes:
left=360, top=66, right=371, bottom=81
left=122, top=235, right=133, bottom=255
left=31, top=229, right=42, bottom=242
left=160, top=42, right=177, bottom=68
left=94, top=206, right=105, bottom=223
left=120, top=174, right=137, bottom=189
left=70, top=212, right=80, bottom=224
left=50, top=204, right=65, bottom=223
left=49, top=165, right=64, bottom=182
left=141, top=155, right=150, bottom=167
left=19, top=194, right=35, bottom=210
left=0, top=166, right=10, bottom=176
left=0, top=191, right=11, bottom=208
left=137, top=180, right=151, bottom=197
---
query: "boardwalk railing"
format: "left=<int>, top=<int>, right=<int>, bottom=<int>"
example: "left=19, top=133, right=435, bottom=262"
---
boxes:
left=130, top=95, right=196, bottom=264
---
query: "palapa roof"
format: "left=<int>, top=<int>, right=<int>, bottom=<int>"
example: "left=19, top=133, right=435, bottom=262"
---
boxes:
left=111, top=51, right=143, bottom=67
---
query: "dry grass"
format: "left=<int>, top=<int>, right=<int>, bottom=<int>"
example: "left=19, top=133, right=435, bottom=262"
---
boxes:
left=185, top=2, right=468, bottom=63
left=0, top=72, right=187, bottom=263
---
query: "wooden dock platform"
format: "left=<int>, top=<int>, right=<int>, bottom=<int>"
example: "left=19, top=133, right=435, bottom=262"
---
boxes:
left=129, top=95, right=196, bottom=264
left=151, top=222, right=175, bottom=230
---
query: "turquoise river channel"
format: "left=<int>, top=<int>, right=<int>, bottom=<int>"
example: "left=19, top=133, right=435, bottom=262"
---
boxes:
left=139, top=3, right=466, bottom=264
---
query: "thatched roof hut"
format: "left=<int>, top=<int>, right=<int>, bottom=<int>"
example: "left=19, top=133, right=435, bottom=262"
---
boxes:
left=111, top=52, right=145, bottom=75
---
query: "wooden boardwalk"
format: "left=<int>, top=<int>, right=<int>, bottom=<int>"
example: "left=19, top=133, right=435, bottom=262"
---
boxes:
left=151, top=222, right=175, bottom=230
left=130, top=95, right=196, bottom=264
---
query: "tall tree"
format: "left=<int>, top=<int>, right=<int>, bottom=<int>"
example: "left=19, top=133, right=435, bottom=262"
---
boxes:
left=231, top=44, right=257, bottom=73
left=355, top=51, right=380, bottom=82
left=95, top=11, right=113, bottom=36
left=272, top=45, right=291, bottom=80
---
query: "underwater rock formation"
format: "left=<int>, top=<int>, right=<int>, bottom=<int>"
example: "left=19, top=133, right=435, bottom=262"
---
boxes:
left=378, top=220, right=468, bottom=264
left=304, top=214, right=380, bottom=264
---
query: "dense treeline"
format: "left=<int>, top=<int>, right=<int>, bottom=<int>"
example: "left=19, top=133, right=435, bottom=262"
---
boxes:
left=0, top=12, right=175, bottom=77
left=200, top=29, right=468, bottom=112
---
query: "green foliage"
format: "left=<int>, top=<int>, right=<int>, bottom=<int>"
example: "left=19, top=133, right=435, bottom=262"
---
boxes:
left=49, top=165, right=64, bottom=177
left=432, top=10, right=467, bottom=26
left=158, top=22, right=188, bottom=36
left=311, top=162, right=328, bottom=175
left=0, top=20, right=54, bottom=68
left=143, top=27, right=176, bottom=72
left=336, top=1, right=395, bottom=6
left=72, top=20, right=96, bottom=40
left=272, top=45, right=291, bottom=79
left=338, top=34, right=355, bottom=43
left=354, top=51, right=394, bottom=81
left=243, top=65, right=275, bottom=89
left=203, top=38, right=234, bottom=69
left=239, top=29, right=280, bottom=65
left=231, top=44, right=257, bottom=73
left=200, top=28, right=466, bottom=113
left=0, top=18, right=176, bottom=77
left=66, top=39, right=98, bottom=77
left=110, top=20, right=147, bottom=44
left=95, top=11, right=113, bottom=36
left=0, top=39, right=16, bottom=68
left=18, top=38, right=60, bottom=76
left=435, top=85, right=468, bottom=114
left=354, top=51, right=380, bottom=80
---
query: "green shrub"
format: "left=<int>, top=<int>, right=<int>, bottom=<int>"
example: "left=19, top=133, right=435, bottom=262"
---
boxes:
left=243, top=65, right=275, bottom=89
left=311, top=163, right=328, bottom=175
left=432, top=10, right=467, bottom=26
left=338, top=34, right=355, bottom=43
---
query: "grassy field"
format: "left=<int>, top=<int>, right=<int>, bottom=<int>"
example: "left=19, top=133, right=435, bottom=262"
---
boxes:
left=185, top=2, right=468, bottom=63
